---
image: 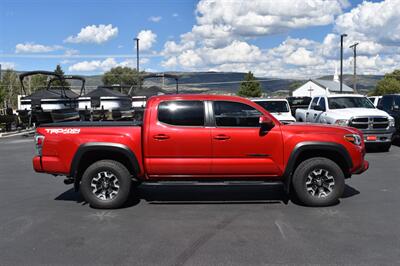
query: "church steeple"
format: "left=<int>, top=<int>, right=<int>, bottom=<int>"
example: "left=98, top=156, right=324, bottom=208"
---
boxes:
left=333, top=62, right=339, bottom=82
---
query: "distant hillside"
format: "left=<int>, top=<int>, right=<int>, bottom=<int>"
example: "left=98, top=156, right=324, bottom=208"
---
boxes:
left=1, top=70, right=384, bottom=96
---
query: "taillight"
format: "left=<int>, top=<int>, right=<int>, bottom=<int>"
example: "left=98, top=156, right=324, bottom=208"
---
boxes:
left=34, top=133, right=45, bottom=156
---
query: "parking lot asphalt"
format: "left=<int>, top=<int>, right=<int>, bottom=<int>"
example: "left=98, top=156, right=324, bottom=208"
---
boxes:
left=0, top=135, right=399, bottom=265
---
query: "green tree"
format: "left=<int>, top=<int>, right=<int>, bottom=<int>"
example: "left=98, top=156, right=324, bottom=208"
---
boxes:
left=28, top=74, right=48, bottom=94
left=237, top=71, right=262, bottom=97
left=373, top=69, right=400, bottom=95
left=0, top=69, right=20, bottom=108
left=102, top=66, right=143, bottom=93
left=51, top=65, right=70, bottom=88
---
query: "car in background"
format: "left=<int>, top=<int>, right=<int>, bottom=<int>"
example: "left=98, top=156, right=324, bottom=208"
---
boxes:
left=252, top=98, right=296, bottom=124
left=287, top=96, right=312, bottom=117
left=377, top=94, right=400, bottom=140
left=295, top=94, right=395, bottom=151
left=368, top=96, right=382, bottom=107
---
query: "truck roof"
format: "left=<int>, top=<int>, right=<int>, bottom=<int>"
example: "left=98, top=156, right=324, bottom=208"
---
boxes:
left=148, top=94, right=251, bottom=102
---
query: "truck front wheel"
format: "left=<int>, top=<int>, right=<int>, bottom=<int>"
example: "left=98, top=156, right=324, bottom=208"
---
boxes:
left=80, top=160, right=132, bottom=209
left=292, top=157, right=344, bottom=207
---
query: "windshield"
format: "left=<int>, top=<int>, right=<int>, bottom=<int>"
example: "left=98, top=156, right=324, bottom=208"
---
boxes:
left=328, top=97, right=375, bottom=109
left=255, top=101, right=289, bottom=113
left=287, top=97, right=311, bottom=106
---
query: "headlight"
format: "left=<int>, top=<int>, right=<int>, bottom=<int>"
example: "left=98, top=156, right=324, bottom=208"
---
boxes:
left=344, top=134, right=362, bottom=146
left=389, top=118, right=395, bottom=127
left=335, top=119, right=349, bottom=126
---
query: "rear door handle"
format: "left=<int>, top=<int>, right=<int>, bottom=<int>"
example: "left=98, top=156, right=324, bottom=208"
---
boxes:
left=213, top=134, right=231, bottom=140
left=153, top=134, right=170, bottom=140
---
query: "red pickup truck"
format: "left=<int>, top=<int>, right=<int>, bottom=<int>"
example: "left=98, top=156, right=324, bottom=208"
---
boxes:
left=33, top=94, right=369, bottom=208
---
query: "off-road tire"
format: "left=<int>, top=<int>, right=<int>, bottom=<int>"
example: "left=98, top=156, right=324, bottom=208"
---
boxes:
left=81, top=160, right=132, bottom=209
left=292, top=157, right=344, bottom=207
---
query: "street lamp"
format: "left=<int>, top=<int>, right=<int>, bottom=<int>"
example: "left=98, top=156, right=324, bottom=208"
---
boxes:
left=134, top=37, right=140, bottom=90
left=340, top=33, right=347, bottom=93
left=349, top=42, right=359, bottom=93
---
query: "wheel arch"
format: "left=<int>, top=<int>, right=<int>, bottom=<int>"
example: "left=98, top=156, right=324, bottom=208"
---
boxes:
left=69, top=142, right=141, bottom=181
left=283, top=141, right=352, bottom=193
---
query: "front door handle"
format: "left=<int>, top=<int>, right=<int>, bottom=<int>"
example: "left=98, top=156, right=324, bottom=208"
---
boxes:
left=314, top=113, right=318, bottom=117
left=153, top=134, right=170, bottom=140
left=213, top=134, right=231, bottom=140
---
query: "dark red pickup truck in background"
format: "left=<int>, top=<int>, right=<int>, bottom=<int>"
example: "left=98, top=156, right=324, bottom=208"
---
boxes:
left=33, top=94, right=369, bottom=208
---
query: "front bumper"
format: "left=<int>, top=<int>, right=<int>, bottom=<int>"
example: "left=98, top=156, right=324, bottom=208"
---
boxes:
left=353, top=160, right=369, bottom=174
left=361, top=128, right=395, bottom=143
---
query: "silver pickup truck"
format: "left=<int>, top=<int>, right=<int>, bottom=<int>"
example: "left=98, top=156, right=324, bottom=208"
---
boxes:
left=296, top=94, right=395, bottom=151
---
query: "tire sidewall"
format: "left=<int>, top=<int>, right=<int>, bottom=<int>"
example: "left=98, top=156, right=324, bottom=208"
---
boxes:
left=81, top=160, right=132, bottom=209
left=293, top=158, right=345, bottom=207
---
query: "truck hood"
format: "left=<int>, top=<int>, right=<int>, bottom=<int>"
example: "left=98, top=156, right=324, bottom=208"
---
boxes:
left=283, top=122, right=360, bottom=135
left=327, top=108, right=391, bottom=119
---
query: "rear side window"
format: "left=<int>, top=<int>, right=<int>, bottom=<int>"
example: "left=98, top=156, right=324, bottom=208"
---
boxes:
left=213, top=101, right=261, bottom=127
left=158, top=101, right=205, bottom=126
left=381, top=96, right=393, bottom=111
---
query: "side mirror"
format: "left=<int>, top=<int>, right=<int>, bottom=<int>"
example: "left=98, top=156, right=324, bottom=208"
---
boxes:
left=392, top=105, right=400, bottom=111
left=259, top=115, right=275, bottom=132
left=314, top=105, right=325, bottom=112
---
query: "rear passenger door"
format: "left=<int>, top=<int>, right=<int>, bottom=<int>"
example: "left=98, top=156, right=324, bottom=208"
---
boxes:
left=210, top=101, right=283, bottom=176
left=145, top=100, right=212, bottom=177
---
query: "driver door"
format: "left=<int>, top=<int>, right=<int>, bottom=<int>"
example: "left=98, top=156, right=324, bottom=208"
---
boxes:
left=210, top=101, right=283, bottom=176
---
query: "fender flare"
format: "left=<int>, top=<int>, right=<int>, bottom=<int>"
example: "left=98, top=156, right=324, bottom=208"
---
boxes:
left=282, top=141, right=352, bottom=193
left=69, top=142, right=141, bottom=178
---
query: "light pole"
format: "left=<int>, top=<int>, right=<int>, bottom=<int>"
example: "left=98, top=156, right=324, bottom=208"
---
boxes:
left=349, top=42, right=359, bottom=93
left=134, top=37, right=140, bottom=90
left=340, top=33, right=347, bottom=93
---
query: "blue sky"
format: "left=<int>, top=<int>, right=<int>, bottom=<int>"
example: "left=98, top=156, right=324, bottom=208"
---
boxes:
left=0, top=0, right=398, bottom=78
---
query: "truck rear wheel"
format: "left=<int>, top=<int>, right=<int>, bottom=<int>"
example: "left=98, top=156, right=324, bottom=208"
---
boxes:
left=81, top=160, right=132, bottom=209
left=292, top=157, right=344, bottom=207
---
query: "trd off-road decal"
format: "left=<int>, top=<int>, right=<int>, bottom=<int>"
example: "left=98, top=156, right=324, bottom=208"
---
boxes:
left=44, top=128, right=81, bottom=134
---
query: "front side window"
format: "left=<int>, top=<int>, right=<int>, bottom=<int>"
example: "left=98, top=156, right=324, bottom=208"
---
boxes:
left=213, top=101, right=262, bottom=127
left=318, top=97, right=326, bottom=110
left=158, top=101, right=205, bottom=126
left=310, top=97, right=319, bottom=109
left=328, top=97, right=375, bottom=109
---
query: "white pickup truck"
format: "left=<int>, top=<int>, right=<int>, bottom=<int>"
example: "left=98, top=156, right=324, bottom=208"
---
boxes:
left=296, top=94, right=395, bottom=151
left=252, top=98, right=296, bottom=124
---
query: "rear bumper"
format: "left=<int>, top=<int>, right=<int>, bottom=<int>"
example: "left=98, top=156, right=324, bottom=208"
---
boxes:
left=33, top=156, right=43, bottom=172
left=353, top=160, right=369, bottom=175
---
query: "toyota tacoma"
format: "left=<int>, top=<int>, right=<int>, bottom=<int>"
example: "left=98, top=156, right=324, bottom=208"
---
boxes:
left=33, top=95, right=368, bottom=208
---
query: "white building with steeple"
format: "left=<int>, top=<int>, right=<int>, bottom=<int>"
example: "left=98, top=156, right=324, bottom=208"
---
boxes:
left=291, top=64, right=353, bottom=97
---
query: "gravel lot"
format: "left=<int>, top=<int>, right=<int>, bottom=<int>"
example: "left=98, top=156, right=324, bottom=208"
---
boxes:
left=0, top=135, right=399, bottom=265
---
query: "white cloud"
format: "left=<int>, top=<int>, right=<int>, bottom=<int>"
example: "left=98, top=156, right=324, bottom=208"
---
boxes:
left=195, top=0, right=348, bottom=46
left=148, top=16, right=162, bottom=22
left=65, top=24, right=118, bottom=44
left=137, top=30, right=157, bottom=51
left=172, top=13, right=179, bottom=17
left=0, top=61, right=16, bottom=69
left=68, top=58, right=140, bottom=72
left=335, top=0, right=400, bottom=45
left=15, top=43, right=63, bottom=53
left=64, top=49, right=79, bottom=56
left=285, top=47, right=324, bottom=66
